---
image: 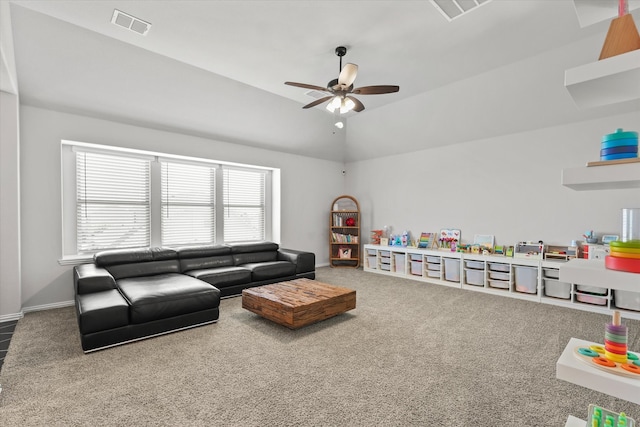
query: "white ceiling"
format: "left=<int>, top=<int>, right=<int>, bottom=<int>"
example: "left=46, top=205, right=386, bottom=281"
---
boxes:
left=3, top=0, right=640, bottom=162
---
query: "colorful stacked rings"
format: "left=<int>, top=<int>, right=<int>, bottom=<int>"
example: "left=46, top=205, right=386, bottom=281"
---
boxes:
left=604, top=323, right=628, bottom=364
left=600, top=128, right=638, bottom=161
left=606, top=240, right=640, bottom=273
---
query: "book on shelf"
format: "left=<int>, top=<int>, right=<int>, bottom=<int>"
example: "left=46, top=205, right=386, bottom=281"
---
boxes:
left=331, top=232, right=359, bottom=243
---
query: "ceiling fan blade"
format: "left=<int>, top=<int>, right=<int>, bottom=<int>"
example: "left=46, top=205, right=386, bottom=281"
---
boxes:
left=285, top=81, right=332, bottom=92
left=338, top=63, right=358, bottom=88
left=346, top=96, right=365, bottom=112
left=352, top=85, right=400, bottom=95
left=302, top=96, right=334, bottom=109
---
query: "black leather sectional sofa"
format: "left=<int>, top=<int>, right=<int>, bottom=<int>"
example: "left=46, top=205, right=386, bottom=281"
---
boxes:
left=73, top=241, right=315, bottom=352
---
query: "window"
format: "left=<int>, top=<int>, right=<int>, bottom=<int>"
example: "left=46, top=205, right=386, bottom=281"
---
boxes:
left=76, top=151, right=150, bottom=253
left=161, top=161, right=216, bottom=246
left=61, top=141, right=276, bottom=259
left=223, top=168, right=266, bottom=242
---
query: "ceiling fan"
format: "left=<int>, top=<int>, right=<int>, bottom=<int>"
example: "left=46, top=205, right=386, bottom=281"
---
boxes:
left=285, top=46, right=399, bottom=114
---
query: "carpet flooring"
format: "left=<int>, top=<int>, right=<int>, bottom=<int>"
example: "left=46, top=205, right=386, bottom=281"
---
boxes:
left=0, top=267, right=638, bottom=426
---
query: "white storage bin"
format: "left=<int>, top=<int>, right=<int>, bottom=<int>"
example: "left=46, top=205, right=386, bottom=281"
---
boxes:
left=576, top=285, right=607, bottom=295
left=465, top=260, right=484, bottom=270
left=489, top=271, right=509, bottom=281
left=613, top=290, right=640, bottom=312
left=367, top=256, right=377, bottom=268
left=410, top=261, right=422, bottom=276
left=410, top=253, right=422, bottom=261
left=394, top=254, right=406, bottom=273
left=576, top=293, right=607, bottom=306
left=426, top=256, right=441, bottom=263
left=542, top=268, right=560, bottom=279
left=427, top=270, right=440, bottom=278
left=366, top=249, right=377, bottom=256
left=380, top=263, right=391, bottom=271
left=543, top=279, right=571, bottom=299
left=380, top=250, right=390, bottom=257
left=488, top=263, right=510, bottom=272
left=380, top=256, right=391, bottom=264
left=427, top=262, right=441, bottom=271
left=443, top=258, right=460, bottom=282
left=514, top=266, right=537, bottom=294
left=488, top=279, right=509, bottom=289
left=465, top=269, right=484, bottom=286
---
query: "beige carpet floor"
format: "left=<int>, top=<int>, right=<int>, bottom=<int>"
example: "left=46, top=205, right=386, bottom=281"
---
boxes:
left=1, top=267, right=639, bottom=426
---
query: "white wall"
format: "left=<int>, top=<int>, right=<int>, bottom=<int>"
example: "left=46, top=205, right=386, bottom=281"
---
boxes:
left=0, top=91, right=21, bottom=321
left=346, top=111, right=640, bottom=248
left=17, top=105, right=344, bottom=312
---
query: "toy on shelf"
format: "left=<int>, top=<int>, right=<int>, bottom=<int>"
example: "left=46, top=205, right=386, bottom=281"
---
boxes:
left=606, top=240, right=640, bottom=273
left=605, top=311, right=628, bottom=364
left=514, top=241, right=544, bottom=259
left=573, top=311, right=640, bottom=379
left=370, top=230, right=383, bottom=245
left=418, top=232, right=435, bottom=249
left=544, top=245, right=578, bottom=261
left=438, top=228, right=460, bottom=251
left=586, top=404, right=635, bottom=427
left=584, top=230, right=598, bottom=244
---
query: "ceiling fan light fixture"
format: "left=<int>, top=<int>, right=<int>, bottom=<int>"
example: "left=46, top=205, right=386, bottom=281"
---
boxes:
left=342, top=98, right=355, bottom=113
left=326, top=97, right=355, bottom=114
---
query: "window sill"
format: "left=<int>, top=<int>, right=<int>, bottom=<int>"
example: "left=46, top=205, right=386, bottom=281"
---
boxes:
left=58, top=255, right=93, bottom=266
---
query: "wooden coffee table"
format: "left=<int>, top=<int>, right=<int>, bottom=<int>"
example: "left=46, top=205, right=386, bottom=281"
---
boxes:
left=241, top=278, right=356, bottom=329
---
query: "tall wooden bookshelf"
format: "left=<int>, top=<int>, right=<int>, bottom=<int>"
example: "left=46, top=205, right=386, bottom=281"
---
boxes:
left=329, top=195, right=360, bottom=268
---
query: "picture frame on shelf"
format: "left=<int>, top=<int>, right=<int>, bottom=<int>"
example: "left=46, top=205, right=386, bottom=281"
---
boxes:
left=438, top=228, right=461, bottom=249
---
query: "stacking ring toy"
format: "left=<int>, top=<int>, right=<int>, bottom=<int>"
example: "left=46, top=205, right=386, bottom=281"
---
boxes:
left=578, top=348, right=599, bottom=357
left=593, top=356, right=616, bottom=368
left=620, top=364, right=640, bottom=374
left=627, top=352, right=639, bottom=361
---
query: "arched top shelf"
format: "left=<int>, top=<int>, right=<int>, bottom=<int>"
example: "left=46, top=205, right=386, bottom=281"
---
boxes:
left=331, top=195, right=360, bottom=212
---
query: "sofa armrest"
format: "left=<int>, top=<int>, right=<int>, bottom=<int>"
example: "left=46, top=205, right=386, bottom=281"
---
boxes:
left=278, top=249, right=315, bottom=274
left=74, top=263, right=117, bottom=295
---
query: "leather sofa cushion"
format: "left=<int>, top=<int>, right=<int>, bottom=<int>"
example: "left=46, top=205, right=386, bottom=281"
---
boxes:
left=177, top=245, right=234, bottom=273
left=95, top=247, right=177, bottom=266
left=117, top=273, right=220, bottom=324
left=228, top=241, right=279, bottom=254
left=233, top=251, right=277, bottom=266
left=241, top=261, right=296, bottom=281
left=180, top=255, right=235, bottom=273
left=176, top=244, right=231, bottom=259
left=75, top=263, right=117, bottom=295
left=107, top=260, right=181, bottom=280
left=76, top=289, right=129, bottom=334
left=185, top=266, right=251, bottom=288
left=95, top=247, right=180, bottom=280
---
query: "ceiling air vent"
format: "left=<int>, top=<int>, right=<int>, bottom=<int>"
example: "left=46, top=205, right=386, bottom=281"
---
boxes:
left=111, top=9, right=152, bottom=36
left=305, top=89, right=328, bottom=100
left=430, top=0, right=492, bottom=21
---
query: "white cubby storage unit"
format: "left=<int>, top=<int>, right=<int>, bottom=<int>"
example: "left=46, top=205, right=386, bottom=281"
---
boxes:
left=363, top=244, right=640, bottom=320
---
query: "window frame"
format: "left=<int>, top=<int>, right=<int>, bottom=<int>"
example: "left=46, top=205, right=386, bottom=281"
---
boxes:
left=60, top=141, right=277, bottom=264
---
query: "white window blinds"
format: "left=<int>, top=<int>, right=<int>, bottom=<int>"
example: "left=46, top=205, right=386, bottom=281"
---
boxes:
left=76, top=151, right=150, bottom=253
left=223, top=168, right=266, bottom=242
left=161, top=161, right=216, bottom=246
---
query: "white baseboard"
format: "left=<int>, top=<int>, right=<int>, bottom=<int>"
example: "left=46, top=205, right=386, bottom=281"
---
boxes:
left=22, top=300, right=74, bottom=314
left=0, top=312, right=24, bottom=322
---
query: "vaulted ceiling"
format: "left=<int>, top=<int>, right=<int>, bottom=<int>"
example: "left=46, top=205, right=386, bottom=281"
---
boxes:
left=2, top=1, right=639, bottom=162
